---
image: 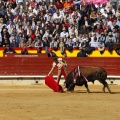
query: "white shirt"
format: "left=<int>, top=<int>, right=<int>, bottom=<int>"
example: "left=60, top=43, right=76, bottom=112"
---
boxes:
left=44, top=14, right=49, bottom=21
left=33, top=8, right=39, bottom=15
left=100, top=8, right=105, bottom=14
left=102, top=12, right=108, bottom=18
left=85, top=21, right=89, bottom=27
left=90, top=41, right=99, bottom=48
left=53, top=13, right=62, bottom=21
left=60, top=32, right=69, bottom=38
left=7, top=24, right=15, bottom=34
left=107, top=21, right=114, bottom=30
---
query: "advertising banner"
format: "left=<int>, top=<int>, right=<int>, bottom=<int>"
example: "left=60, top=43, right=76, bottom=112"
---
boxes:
left=81, top=0, right=108, bottom=4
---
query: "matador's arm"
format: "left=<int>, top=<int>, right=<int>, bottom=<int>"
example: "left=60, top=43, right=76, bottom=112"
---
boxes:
left=48, top=62, right=56, bottom=76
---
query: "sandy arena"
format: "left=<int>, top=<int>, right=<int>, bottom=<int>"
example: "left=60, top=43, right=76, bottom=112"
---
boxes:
left=0, top=84, right=120, bottom=120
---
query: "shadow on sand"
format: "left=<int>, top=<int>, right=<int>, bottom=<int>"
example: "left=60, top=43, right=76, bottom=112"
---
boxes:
left=70, top=90, right=120, bottom=94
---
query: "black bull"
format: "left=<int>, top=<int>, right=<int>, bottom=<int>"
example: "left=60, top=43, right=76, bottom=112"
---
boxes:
left=65, top=66, right=111, bottom=93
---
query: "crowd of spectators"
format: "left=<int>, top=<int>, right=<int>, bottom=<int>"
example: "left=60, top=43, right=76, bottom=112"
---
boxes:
left=0, top=0, right=120, bottom=56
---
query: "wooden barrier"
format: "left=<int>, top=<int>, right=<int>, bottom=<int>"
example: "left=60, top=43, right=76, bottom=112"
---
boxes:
left=0, top=54, right=120, bottom=76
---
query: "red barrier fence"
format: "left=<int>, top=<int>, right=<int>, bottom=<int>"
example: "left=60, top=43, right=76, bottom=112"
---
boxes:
left=0, top=54, right=120, bottom=76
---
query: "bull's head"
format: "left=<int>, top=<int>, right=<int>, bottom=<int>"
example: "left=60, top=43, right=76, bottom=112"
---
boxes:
left=67, top=83, right=75, bottom=91
left=65, top=72, right=75, bottom=91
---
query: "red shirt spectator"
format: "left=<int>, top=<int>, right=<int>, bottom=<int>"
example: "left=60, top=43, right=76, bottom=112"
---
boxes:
left=63, top=19, right=70, bottom=28
left=94, top=24, right=103, bottom=34
left=54, top=1, right=63, bottom=9
left=108, top=16, right=114, bottom=23
left=29, top=0, right=36, bottom=8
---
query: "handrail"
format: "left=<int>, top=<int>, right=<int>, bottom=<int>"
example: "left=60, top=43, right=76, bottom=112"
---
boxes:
left=107, top=76, right=120, bottom=79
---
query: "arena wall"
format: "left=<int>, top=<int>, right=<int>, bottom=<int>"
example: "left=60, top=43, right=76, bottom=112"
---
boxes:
left=0, top=54, right=120, bottom=76
left=0, top=54, right=120, bottom=85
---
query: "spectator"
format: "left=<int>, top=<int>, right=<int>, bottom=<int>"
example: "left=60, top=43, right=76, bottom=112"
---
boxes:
left=26, top=38, right=34, bottom=48
left=102, top=9, right=108, bottom=18
left=53, top=9, right=63, bottom=22
left=48, top=4, right=56, bottom=15
left=89, top=36, right=99, bottom=48
left=99, top=32, right=106, bottom=43
left=77, top=48, right=88, bottom=57
left=6, top=19, right=15, bottom=35
left=63, top=11, right=71, bottom=21
left=112, top=28, right=118, bottom=38
left=59, top=37, right=66, bottom=56
left=69, top=26, right=78, bottom=38
left=54, top=0, right=63, bottom=9
left=116, top=16, right=120, bottom=28
left=98, top=39, right=105, bottom=54
left=114, top=38, right=120, bottom=55
left=70, top=10, right=81, bottom=29
left=106, top=32, right=116, bottom=43
left=33, top=4, right=39, bottom=15
left=2, top=37, right=10, bottom=47
left=81, top=38, right=95, bottom=54
left=49, top=37, right=58, bottom=51
left=87, top=1, right=96, bottom=15
left=81, top=16, right=91, bottom=30
left=105, top=38, right=114, bottom=54
left=90, top=10, right=98, bottom=24
left=21, top=46, right=28, bottom=55
left=34, top=39, right=43, bottom=53
left=47, top=48, right=57, bottom=57
left=52, top=24, right=61, bottom=36
left=10, top=38, right=19, bottom=47
left=3, top=44, right=16, bottom=53
left=94, top=24, right=103, bottom=34
left=73, top=39, right=80, bottom=49
left=80, top=25, right=90, bottom=34
left=63, top=0, right=72, bottom=10
left=60, top=27, right=69, bottom=38
left=19, top=38, right=26, bottom=47
left=43, top=37, right=49, bottom=53
left=66, top=38, right=74, bottom=52
left=42, top=29, right=52, bottom=40
left=80, top=38, right=88, bottom=49
left=116, top=7, right=120, bottom=17
left=63, top=19, right=70, bottom=28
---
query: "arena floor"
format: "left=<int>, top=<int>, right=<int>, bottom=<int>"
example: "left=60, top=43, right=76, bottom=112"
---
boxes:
left=0, top=84, right=120, bottom=120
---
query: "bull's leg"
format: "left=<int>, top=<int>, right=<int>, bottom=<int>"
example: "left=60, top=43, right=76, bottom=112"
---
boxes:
left=84, top=82, right=90, bottom=93
left=101, top=81, right=111, bottom=93
left=106, top=83, right=111, bottom=93
left=103, top=85, right=105, bottom=92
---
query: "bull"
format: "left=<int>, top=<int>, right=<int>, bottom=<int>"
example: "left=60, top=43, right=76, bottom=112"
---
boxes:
left=65, top=66, right=111, bottom=93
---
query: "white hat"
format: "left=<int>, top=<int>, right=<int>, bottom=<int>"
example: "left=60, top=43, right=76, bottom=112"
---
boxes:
left=58, top=58, right=62, bottom=61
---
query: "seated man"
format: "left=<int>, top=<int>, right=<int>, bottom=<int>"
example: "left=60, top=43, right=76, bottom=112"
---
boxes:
left=105, top=38, right=115, bottom=54
left=3, top=44, right=16, bottom=54
left=77, top=48, right=88, bottom=57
